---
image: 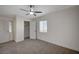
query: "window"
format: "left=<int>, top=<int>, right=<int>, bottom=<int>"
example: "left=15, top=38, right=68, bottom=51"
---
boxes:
left=39, top=20, right=47, bottom=32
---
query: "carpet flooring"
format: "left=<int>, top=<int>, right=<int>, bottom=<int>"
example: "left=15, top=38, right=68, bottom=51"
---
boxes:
left=0, top=39, right=78, bottom=54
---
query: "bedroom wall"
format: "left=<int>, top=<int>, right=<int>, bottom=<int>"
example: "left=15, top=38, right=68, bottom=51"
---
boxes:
left=13, top=16, right=30, bottom=42
left=0, top=16, right=13, bottom=43
left=30, top=20, right=36, bottom=39
left=30, top=6, right=79, bottom=51
left=15, top=16, right=24, bottom=42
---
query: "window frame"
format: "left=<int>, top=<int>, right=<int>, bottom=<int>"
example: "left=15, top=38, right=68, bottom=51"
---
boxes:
left=39, top=20, right=47, bottom=33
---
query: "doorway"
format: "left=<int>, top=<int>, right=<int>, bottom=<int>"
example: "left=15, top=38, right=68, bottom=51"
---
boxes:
left=24, top=21, right=30, bottom=39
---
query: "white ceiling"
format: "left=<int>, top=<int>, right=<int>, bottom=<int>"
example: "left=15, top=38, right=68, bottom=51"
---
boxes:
left=0, top=5, right=73, bottom=19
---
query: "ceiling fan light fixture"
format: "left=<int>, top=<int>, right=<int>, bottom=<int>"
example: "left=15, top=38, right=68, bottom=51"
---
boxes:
left=30, top=12, right=34, bottom=15
left=20, top=5, right=42, bottom=16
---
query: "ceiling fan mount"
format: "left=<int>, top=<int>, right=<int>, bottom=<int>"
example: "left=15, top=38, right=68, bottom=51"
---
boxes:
left=20, top=5, right=42, bottom=16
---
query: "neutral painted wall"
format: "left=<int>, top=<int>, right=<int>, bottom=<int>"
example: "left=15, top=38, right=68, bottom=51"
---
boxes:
left=30, top=6, right=79, bottom=51
left=14, top=16, right=24, bottom=42
left=13, top=16, right=30, bottom=42
left=0, top=16, right=30, bottom=43
left=12, top=18, right=16, bottom=41
left=0, top=16, right=13, bottom=43
left=30, top=20, right=36, bottom=39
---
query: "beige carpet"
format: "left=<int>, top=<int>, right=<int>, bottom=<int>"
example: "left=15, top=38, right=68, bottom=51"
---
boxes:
left=0, top=39, right=78, bottom=54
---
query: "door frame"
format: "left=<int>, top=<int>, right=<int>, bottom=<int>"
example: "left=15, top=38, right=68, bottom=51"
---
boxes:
left=24, top=21, right=30, bottom=39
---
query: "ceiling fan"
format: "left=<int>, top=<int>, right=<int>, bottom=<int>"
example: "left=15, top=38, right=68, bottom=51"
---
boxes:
left=20, top=5, right=43, bottom=16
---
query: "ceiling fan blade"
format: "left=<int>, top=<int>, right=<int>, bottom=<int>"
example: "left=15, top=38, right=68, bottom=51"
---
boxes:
left=29, top=5, right=34, bottom=12
left=30, top=5, right=32, bottom=8
left=26, top=13, right=30, bottom=15
left=33, top=14, right=36, bottom=16
left=20, top=8, right=29, bottom=12
left=30, top=5, right=34, bottom=8
left=34, top=11, right=42, bottom=13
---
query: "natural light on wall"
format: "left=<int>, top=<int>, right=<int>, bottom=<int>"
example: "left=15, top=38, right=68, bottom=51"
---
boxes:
left=39, top=20, right=47, bottom=32
left=9, top=21, right=12, bottom=32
